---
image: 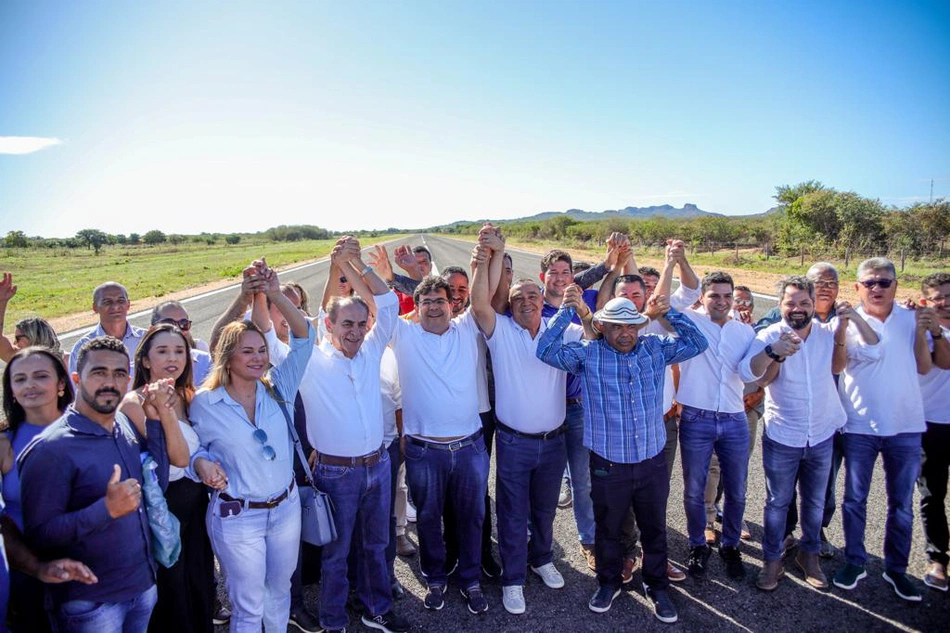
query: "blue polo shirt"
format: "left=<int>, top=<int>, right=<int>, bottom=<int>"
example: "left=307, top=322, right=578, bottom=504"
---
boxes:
left=18, top=407, right=165, bottom=605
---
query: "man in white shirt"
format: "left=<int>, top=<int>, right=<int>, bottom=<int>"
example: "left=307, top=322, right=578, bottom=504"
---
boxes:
left=914, top=272, right=950, bottom=592
left=389, top=228, right=500, bottom=617
left=833, top=257, right=936, bottom=602
left=68, top=282, right=146, bottom=379
left=678, top=272, right=756, bottom=581
left=740, top=276, right=879, bottom=592
left=291, top=238, right=409, bottom=633
left=471, top=241, right=583, bottom=615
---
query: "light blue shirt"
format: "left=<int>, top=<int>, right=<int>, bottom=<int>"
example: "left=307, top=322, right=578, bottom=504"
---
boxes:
left=190, top=324, right=314, bottom=500
left=68, top=322, right=147, bottom=379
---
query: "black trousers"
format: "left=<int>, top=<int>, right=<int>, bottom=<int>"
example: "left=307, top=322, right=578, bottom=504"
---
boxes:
left=590, top=451, right=670, bottom=591
left=919, top=422, right=950, bottom=567
left=149, top=477, right=215, bottom=633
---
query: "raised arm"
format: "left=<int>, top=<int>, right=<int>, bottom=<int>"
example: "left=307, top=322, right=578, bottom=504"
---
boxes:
left=210, top=268, right=265, bottom=355
left=258, top=258, right=309, bottom=340
left=536, top=305, right=587, bottom=373
left=0, top=272, right=18, bottom=363
left=340, top=236, right=389, bottom=304
left=470, top=244, right=497, bottom=337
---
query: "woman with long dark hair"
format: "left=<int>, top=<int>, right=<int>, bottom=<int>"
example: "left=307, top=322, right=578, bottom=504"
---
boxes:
left=1, top=346, right=75, bottom=631
left=119, top=324, right=214, bottom=632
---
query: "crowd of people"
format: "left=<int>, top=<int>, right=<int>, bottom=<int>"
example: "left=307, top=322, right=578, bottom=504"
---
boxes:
left=0, top=225, right=947, bottom=632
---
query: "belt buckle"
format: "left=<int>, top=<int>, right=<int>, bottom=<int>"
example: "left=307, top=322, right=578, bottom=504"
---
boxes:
left=448, top=440, right=463, bottom=451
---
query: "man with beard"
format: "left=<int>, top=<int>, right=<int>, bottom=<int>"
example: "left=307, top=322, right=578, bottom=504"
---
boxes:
left=833, top=258, right=937, bottom=602
left=740, top=276, right=879, bottom=591
left=915, top=272, right=950, bottom=591
left=19, top=336, right=187, bottom=632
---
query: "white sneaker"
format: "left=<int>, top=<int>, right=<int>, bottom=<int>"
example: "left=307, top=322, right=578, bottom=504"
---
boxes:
left=531, top=562, right=565, bottom=589
left=502, top=585, right=526, bottom=614
left=406, top=502, right=417, bottom=523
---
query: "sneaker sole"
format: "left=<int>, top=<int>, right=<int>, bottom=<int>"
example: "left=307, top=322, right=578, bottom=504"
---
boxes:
left=423, top=592, right=445, bottom=611
left=655, top=610, right=678, bottom=624
left=288, top=619, right=321, bottom=633
left=923, top=576, right=949, bottom=592
left=883, top=572, right=922, bottom=602
left=588, top=588, right=621, bottom=613
left=832, top=569, right=867, bottom=590
left=531, top=566, right=566, bottom=589
left=361, top=615, right=405, bottom=633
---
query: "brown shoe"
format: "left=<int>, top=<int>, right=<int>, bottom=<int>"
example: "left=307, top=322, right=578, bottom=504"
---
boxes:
left=795, top=551, right=828, bottom=589
left=924, top=562, right=949, bottom=592
left=580, top=543, right=597, bottom=572
left=396, top=534, right=417, bottom=557
left=621, top=557, right=640, bottom=584
left=667, top=561, right=686, bottom=583
left=704, top=523, right=719, bottom=546
left=756, top=560, right=784, bottom=591
left=740, top=521, right=752, bottom=541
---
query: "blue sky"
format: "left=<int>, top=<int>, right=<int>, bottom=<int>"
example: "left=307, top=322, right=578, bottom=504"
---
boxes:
left=1, top=0, right=948, bottom=237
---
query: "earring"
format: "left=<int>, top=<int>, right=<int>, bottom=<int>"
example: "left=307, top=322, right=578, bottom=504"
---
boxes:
left=58, top=390, right=65, bottom=397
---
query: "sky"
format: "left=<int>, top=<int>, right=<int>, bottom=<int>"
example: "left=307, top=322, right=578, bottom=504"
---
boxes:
left=1, top=0, right=948, bottom=238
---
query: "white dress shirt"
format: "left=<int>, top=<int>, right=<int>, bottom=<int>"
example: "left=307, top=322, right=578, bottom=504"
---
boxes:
left=380, top=347, right=401, bottom=446
left=740, top=320, right=855, bottom=447
left=677, top=308, right=754, bottom=413
left=919, top=325, right=950, bottom=424
left=486, top=315, right=583, bottom=433
left=390, top=309, right=482, bottom=438
left=839, top=303, right=926, bottom=436
left=297, top=291, right=399, bottom=457
left=647, top=281, right=701, bottom=413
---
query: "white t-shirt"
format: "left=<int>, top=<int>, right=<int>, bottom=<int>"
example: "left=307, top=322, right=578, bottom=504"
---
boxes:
left=919, top=325, right=950, bottom=424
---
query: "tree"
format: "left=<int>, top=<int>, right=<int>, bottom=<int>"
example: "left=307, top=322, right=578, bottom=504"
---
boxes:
left=225, top=235, right=241, bottom=245
left=143, top=230, right=166, bottom=245
left=128, top=233, right=141, bottom=245
left=835, top=192, right=884, bottom=252
left=3, top=230, right=29, bottom=248
left=774, top=180, right=827, bottom=206
left=76, top=229, right=109, bottom=255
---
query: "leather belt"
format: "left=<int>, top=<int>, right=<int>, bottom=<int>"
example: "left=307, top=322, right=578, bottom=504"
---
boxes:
left=566, top=397, right=583, bottom=406
left=408, top=429, right=483, bottom=451
left=497, top=420, right=567, bottom=441
left=317, top=445, right=385, bottom=467
left=220, top=480, right=295, bottom=510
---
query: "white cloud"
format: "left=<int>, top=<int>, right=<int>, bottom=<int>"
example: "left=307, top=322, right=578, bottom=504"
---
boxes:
left=0, top=136, right=63, bottom=155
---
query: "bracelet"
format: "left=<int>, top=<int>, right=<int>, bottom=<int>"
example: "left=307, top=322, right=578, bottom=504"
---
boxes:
left=834, top=341, right=846, bottom=347
left=358, top=265, right=373, bottom=278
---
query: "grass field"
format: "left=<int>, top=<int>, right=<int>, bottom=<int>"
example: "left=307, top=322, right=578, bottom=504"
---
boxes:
left=0, top=235, right=404, bottom=323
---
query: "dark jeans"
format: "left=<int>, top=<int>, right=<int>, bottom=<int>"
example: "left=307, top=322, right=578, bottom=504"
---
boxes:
left=315, top=451, right=392, bottom=630
left=405, top=434, right=489, bottom=589
left=918, top=422, right=950, bottom=567
left=842, top=432, right=921, bottom=573
left=590, top=451, right=670, bottom=591
left=443, top=411, right=496, bottom=565
left=495, top=427, right=567, bottom=586
left=52, top=585, right=157, bottom=633
left=784, top=431, right=845, bottom=537
left=622, top=414, right=678, bottom=555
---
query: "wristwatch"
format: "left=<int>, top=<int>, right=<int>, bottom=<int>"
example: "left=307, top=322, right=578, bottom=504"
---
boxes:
left=764, top=344, right=785, bottom=363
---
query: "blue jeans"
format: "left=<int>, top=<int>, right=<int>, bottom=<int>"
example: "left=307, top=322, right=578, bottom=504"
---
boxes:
left=208, top=486, right=301, bottom=632
left=842, top=432, right=922, bottom=573
left=317, top=450, right=392, bottom=630
left=52, top=585, right=157, bottom=633
left=679, top=406, right=750, bottom=548
left=405, top=435, right=489, bottom=589
left=565, top=402, right=596, bottom=545
left=762, top=434, right=833, bottom=561
left=495, top=427, right=567, bottom=586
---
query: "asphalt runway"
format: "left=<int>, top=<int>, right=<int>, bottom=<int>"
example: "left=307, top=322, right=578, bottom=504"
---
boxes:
left=51, top=234, right=945, bottom=632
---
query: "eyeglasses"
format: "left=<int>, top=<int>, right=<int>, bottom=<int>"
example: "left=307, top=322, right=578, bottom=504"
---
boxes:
left=859, top=279, right=895, bottom=289
left=252, top=428, right=277, bottom=461
left=419, top=298, right=449, bottom=307
left=814, top=281, right=839, bottom=289
left=159, top=317, right=192, bottom=330
left=339, top=276, right=347, bottom=283
left=733, top=299, right=753, bottom=307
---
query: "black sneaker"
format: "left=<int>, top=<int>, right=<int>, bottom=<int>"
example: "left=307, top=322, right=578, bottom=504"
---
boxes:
left=687, top=545, right=712, bottom=577
left=424, top=585, right=445, bottom=611
left=361, top=610, right=411, bottom=633
left=481, top=551, right=502, bottom=578
left=289, top=607, right=321, bottom=633
left=588, top=585, right=621, bottom=613
left=644, top=584, right=678, bottom=624
left=460, top=586, right=489, bottom=615
left=391, top=580, right=406, bottom=600
left=719, top=545, right=746, bottom=580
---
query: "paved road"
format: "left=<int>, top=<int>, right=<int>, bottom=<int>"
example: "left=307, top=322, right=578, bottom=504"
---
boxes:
left=54, top=234, right=944, bottom=632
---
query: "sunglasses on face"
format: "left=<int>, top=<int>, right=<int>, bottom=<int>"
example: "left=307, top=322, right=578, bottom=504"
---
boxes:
left=733, top=299, right=753, bottom=307
left=253, top=428, right=277, bottom=461
left=159, top=317, right=192, bottom=330
left=814, top=281, right=839, bottom=289
left=859, top=279, right=895, bottom=290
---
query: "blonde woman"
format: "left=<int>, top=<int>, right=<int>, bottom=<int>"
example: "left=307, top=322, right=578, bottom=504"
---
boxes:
left=190, top=258, right=313, bottom=632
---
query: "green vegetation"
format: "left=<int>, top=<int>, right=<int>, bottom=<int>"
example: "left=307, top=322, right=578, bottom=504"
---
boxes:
left=1, top=227, right=403, bottom=323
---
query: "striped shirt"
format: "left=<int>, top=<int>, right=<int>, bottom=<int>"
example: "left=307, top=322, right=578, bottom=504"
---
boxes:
left=537, top=307, right=708, bottom=463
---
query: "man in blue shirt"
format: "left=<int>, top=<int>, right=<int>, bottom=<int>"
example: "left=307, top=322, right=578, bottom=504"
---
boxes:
left=20, top=336, right=170, bottom=633
left=537, top=296, right=707, bottom=624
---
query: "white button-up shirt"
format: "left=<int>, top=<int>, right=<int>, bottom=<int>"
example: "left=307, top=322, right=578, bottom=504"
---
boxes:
left=740, top=320, right=854, bottom=447
left=919, top=325, right=950, bottom=424
left=69, top=322, right=147, bottom=378
left=647, top=281, right=701, bottom=413
left=486, top=315, right=583, bottom=433
left=840, top=303, right=926, bottom=436
left=391, top=309, right=482, bottom=438
left=677, top=309, right=755, bottom=414
left=380, top=347, right=401, bottom=446
left=296, top=291, right=399, bottom=457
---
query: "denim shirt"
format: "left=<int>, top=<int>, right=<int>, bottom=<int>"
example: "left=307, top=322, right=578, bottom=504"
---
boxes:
left=18, top=408, right=166, bottom=605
